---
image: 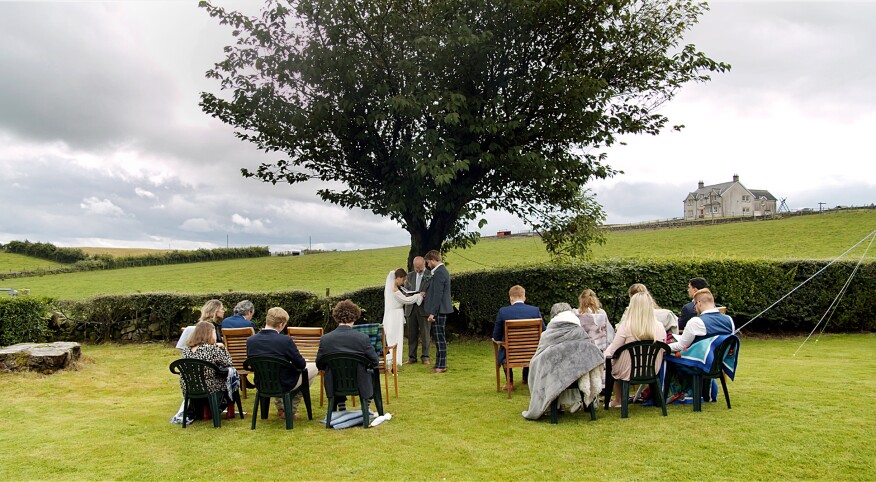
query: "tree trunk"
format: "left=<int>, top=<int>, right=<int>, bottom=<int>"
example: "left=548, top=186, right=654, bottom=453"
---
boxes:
left=406, top=225, right=445, bottom=270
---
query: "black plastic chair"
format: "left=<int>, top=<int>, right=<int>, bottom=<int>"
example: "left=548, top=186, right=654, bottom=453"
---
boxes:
left=320, top=353, right=384, bottom=428
left=604, top=341, right=670, bottom=418
left=549, top=383, right=597, bottom=424
left=665, top=335, right=738, bottom=412
left=243, top=356, right=312, bottom=430
left=169, top=358, right=243, bottom=429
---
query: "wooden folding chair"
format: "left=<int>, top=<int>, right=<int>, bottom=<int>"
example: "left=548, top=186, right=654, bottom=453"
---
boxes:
left=287, top=326, right=325, bottom=407
left=222, top=327, right=255, bottom=399
left=492, top=319, right=543, bottom=399
left=351, top=323, right=396, bottom=404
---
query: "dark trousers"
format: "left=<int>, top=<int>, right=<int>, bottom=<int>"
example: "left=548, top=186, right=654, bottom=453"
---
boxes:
left=406, top=309, right=431, bottom=361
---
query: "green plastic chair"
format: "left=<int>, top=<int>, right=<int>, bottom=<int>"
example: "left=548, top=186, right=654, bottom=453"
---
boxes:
left=665, top=335, right=739, bottom=412
left=320, top=352, right=384, bottom=428
left=169, top=358, right=242, bottom=429
left=549, top=382, right=597, bottom=424
left=243, top=356, right=312, bottom=430
left=605, top=340, right=670, bottom=418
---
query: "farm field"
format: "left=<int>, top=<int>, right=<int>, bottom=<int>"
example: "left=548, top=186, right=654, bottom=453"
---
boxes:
left=4, top=209, right=875, bottom=300
left=79, top=247, right=173, bottom=257
left=0, top=334, right=872, bottom=480
left=0, top=252, right=62, bottom=273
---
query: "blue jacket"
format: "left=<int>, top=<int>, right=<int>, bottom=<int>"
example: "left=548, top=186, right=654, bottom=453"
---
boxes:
left=493, top=302, right=544, bottom=341
left=678, top=300, right=697, bottom=330
left=221, top=314, right=257, bottom=331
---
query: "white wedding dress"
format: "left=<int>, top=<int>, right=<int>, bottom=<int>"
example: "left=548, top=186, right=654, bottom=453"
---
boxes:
left=383, top=271, right=423, bottom=366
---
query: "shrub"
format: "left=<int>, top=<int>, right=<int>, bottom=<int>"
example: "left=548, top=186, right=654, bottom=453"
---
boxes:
left=0, top=297, right=52, bottom=345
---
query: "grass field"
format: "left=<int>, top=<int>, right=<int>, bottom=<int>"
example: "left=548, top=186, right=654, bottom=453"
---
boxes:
left=6, top=209, right=875, bottom=300
left=0, top=335, right=873, bottom=480
left=0, top=252, right=63, bottom=273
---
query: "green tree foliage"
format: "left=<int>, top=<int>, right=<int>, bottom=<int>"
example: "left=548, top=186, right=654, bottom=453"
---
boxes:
left=204, top=0, right=726, bottom=264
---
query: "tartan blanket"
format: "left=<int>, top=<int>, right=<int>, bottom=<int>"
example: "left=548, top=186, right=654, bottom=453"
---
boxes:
left=353, top=323, right=383, bottom=354
left=665, top=334, right=740, bottom=381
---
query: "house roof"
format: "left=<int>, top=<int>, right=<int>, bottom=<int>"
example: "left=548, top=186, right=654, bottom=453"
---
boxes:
left=687, top=181, right=736, bottom=200
left=749, top=189, right=777, bottom=201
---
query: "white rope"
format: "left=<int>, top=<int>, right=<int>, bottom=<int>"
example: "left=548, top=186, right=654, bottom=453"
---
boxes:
left=734, top=227, right=876, bottom=334
left=794, top=231, right=876, bottom=355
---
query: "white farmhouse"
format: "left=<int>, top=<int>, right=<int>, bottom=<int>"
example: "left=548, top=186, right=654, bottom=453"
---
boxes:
left=683, top=175, right=777, bottom=220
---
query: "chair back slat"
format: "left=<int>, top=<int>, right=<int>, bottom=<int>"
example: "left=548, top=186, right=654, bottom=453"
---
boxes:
left=243, top=356, right=301, bottom=398
left=170, top=358, right=222, bottom=397
left=287, top=327, right=324, bottom=362
left=222, top=327, right=255, bottom=372
left=615, top=340, right=670, bottom=384
left=503, top=319, right=543, bottom=369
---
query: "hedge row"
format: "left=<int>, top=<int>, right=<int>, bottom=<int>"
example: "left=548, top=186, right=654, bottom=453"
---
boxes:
left=0, top=297, right=52, bottom=346
left=1, top=245, right=270, bottom=279
left=2, top=240, right=87, bottom=263
left=3, top=259, right=871, bottom=345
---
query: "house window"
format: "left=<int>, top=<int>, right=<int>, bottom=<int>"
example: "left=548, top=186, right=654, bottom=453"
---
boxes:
left=742, top=195, right=750, bottom=202
left=712, top=207, right=719, bottom=213
left=743, top=207, right=750, bottom=213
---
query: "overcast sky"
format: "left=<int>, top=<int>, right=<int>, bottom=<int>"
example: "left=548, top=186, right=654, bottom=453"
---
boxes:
left=1, top=1, right=873, bottom=252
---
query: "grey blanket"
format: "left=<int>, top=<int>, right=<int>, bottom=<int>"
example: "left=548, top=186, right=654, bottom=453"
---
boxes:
left=522, top=320, right=605, bottom=420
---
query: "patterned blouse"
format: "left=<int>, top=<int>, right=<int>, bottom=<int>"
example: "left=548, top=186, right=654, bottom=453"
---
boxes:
left=180, top=344, right=233, bottom=395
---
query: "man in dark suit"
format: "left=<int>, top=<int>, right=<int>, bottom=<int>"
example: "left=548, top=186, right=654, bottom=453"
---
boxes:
left=404, top=256, right=431, bottom=365
left=316, top=300, right=380, bottom=410
left=221, top=299, right=258, bottom=330
left=493, top=285, right=544, bottom=391
left=246, top=307, right=316, bottom=420
left=423, top=250, right=452, bottom=373
left=678, top=277, right=708, bottom=331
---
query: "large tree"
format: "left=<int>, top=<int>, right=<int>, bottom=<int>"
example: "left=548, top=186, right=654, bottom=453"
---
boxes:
left=200, top=0, right=728, bottom=266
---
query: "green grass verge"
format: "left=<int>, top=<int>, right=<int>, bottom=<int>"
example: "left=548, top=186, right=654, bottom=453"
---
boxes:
left=0, top=335, right=873, bottom=480
left=8, top=209, right=876, bottom=300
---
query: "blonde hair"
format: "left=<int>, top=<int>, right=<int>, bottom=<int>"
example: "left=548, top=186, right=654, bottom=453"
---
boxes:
left=199, top=299, right=225, bottom=323
left=578, top=289, right=601, bottom=313
left=627, top=283, right=659, bottom=308
left=694, top=288, right=715, bottom=305
left=265, top=307, right=290, bottom=328
left=509, top=285, right=525, bottom=300
left=186, top=321, right=217, bottom=348
left=625, top=293, right=659, bottom=341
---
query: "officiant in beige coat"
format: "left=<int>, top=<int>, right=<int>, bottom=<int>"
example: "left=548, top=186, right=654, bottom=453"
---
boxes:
left=403, top=256, right=431, bottom=365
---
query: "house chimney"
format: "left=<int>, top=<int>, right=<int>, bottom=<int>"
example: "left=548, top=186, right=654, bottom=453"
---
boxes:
left=732, top=174, right=739, bottom=182
left=698, top=180, right=704, bottom=189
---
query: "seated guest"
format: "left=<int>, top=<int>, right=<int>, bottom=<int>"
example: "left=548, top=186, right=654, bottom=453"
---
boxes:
left=492, top=285, right=544, bottom=391
left=246, top=307, right=318, bottom=421
left=199, top=299, right=227, bottom=346
left=522, top=303, right=605, bottom=420
left=678, top=277, right=709, bottom=331
left=221, top=300, right=258, bottom=330
left=669, top=288, right=734, bottom=353
left=573, top=289, right=615, bottom=351
left=316, top=300, right=380, bottom=411
left=180, top=320, right=237, bottom=418
left=622, top=283, right=678, bottom=336
left=604, top=292, right=666, bottom=408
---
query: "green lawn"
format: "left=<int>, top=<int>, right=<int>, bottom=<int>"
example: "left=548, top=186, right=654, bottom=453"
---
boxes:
left=8, top=209, right=876, bottom=300
left=0, top=335, right=873, bottom=480
left=0, top=252, right=63, bottom=274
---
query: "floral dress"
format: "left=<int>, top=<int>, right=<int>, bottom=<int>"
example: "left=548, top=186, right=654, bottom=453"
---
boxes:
left=180, top=344, right=233, bottom=395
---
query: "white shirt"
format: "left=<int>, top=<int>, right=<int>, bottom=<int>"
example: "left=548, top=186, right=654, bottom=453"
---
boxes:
left=430, top=262, right=444, bottom=274
left=669, top=308, right=735, bottom=352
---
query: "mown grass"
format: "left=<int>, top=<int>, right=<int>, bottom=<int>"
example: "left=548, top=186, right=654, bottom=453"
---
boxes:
left=0, top=252, right=63, bottom=274
left=0, top=335, right=873, bottom=480
left=9, top=209, right=876, bottom=300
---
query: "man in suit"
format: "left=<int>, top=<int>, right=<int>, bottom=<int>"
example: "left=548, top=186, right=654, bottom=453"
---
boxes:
left=316, top=300, right=380, bottom=410
left=493, top=285, right=544, bottom=391
left=678, top=277, right=708, bottom=331
left=221, top=299, right=258, bottom=330
left=423, top=250, right=452, bottom=374
left=246, top=307, right=317, bottom=420
left=404, top=256, right=431, bottom=365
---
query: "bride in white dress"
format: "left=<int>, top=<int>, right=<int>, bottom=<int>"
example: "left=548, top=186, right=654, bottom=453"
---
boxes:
left=383, top=268, right=423, bottom=366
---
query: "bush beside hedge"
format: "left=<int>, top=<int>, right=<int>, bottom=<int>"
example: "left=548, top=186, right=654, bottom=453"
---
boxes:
left=0, top=297, right=52, bottom=345
left=4, top=259, right=870, bottom=345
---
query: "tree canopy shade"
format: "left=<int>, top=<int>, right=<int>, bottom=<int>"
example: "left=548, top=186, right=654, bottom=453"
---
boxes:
left=200, top=0, right=728, bottom=265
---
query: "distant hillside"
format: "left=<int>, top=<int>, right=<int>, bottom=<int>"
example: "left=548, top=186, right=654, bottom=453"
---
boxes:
left=5, top=209, right=874, bottom=300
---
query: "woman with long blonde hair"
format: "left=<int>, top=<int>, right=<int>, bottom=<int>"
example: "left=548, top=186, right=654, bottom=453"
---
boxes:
left=199, top=299, right=226, bottom=345
left=603, top=292, right=666, bottom=408
left=573, top=289, right=614, bottom=351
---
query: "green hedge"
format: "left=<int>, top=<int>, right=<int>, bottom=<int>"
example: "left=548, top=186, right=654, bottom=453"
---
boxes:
left=0, top=297, right=52, bottom=345
left=451, top=259, right=876, bottom=334
left=38, top=259, right=876, bottom=344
